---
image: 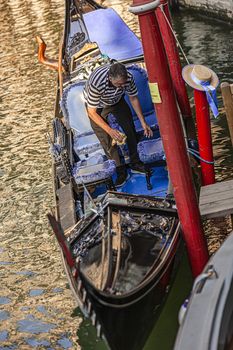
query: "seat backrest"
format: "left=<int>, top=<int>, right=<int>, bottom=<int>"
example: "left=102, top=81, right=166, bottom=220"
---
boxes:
left=61, top=82, right=95, bottom=135
left=61, top=82, right=104, bottom=159
left=125, top=65, right=154, bottom=118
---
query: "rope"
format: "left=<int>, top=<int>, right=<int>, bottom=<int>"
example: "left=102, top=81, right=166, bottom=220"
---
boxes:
left=158, top=4, right=190, bottom=65
left=188, top=148, right=215, bottom=164
left=157, top=5, right=217, bottom=165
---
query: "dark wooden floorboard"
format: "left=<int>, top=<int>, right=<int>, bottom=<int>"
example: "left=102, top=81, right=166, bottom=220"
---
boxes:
left=57, top=183, right=76, bottom=233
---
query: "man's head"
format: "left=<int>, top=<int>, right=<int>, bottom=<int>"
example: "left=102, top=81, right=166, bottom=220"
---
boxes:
left=109, top=63, right=128, bottom=88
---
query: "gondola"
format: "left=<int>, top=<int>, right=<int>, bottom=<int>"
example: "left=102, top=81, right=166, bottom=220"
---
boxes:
left=37, top=1, right=182, bottom=349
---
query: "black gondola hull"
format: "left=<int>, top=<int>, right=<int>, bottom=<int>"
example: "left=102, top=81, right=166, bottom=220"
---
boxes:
left=79, top=250, right=180, bottom=350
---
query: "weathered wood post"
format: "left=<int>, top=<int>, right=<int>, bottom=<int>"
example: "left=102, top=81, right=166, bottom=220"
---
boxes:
left=221, top=82, right=233, bottom=146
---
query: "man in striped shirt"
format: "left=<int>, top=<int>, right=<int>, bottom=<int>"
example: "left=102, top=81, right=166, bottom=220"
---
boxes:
left=84, top=62, right=153, bottom=186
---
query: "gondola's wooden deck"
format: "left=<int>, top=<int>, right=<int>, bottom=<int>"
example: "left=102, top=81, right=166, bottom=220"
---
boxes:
left=199, top=179, right=233, bottom=220
left=56, top=183, right=76, bottom=233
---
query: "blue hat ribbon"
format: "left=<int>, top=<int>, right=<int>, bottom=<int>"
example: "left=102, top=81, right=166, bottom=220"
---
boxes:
left=191, top=72, right=219, bottom=118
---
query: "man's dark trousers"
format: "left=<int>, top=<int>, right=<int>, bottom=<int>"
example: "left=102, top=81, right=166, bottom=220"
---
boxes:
left=90, top=97, right=140, bottom=167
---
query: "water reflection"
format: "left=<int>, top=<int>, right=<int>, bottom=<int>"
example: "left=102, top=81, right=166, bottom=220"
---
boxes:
left=0, top=0, right=233, bottom=348
left=0, top=0, right=78, bottom=347
left=0, top=331, right=9, bottom=342
left=0, top=297, right=11, bottom=306
left=17, top=315, right=56, bottom=334
left=0, top=311, right=10, bottom=321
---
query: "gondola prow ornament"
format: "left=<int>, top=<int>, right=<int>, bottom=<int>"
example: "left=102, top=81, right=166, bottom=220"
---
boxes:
left=36, top=36, right=60, bottom=71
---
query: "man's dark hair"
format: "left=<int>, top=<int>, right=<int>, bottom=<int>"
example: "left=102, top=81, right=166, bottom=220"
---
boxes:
left=109, top=63, right=128, bottom=81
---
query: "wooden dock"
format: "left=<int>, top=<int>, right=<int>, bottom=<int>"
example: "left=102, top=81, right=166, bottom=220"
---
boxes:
left=199, top=179, right=233, bottom=219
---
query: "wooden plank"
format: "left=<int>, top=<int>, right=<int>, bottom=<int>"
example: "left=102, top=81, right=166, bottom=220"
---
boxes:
left=200, top=180, right=233, bottom=196
left=57, top=183, right=76, bottom=233
left=112, top=211, right=121, bottom=250
left=200, top=188, right=233, bottom=205
left=199, top=179, right=233, bottom=219
left=200, top=197, right=233, bottom=219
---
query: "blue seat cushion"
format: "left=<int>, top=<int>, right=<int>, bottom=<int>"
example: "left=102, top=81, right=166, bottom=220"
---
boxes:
left=72, top=154, right=116, bottom=185
left=137, top=138, right=164, bottom=164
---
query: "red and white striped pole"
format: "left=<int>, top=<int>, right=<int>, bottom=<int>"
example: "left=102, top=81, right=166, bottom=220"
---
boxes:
left=129, top=0, right=209, bottom=277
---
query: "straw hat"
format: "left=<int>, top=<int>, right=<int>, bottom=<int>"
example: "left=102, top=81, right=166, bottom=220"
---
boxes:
left=182, top=64, right=219, bottom=91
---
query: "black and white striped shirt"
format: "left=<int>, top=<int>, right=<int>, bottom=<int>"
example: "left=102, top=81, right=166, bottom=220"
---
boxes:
left=83, top=65, right=138, bottom=108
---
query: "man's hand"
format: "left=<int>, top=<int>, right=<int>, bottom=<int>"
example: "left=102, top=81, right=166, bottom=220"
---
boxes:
left=142, top=122, right=153, bottom=138
left=108, top=128, right=124, bottom=142
left=128, top=96, right=153, bottom=138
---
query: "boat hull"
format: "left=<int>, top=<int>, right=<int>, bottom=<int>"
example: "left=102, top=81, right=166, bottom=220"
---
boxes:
left=59, top=211, right=181, bottom=350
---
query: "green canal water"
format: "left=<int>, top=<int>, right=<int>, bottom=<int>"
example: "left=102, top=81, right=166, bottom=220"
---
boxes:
left=0, top=0, right=232, bottom=349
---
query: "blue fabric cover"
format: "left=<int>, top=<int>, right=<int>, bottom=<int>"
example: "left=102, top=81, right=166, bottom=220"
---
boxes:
left=72, top=154, right=116, bottom=185
left=137, top=138, right=164, bottom=164
left=83, top=9, right=143, bottom=60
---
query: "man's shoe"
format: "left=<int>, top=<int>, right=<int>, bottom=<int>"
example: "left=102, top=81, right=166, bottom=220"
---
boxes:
left=130, top=162, right=146, bottom=174
left=115, top=166, right=128, bottom=187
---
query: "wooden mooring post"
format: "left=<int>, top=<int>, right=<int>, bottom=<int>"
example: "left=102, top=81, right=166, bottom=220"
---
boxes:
left=221, top=82, right=233, bottom=146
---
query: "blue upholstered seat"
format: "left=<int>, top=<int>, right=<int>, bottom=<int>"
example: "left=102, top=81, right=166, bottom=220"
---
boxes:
left=137, top=137, right=165, bottom=190
left=73, top=131, right=103, bottom=160
left=72, top=154, right=116, bottom=185
left=137, top=138, right=164, bottom=164
left=61, top=82, right=116, bottom=185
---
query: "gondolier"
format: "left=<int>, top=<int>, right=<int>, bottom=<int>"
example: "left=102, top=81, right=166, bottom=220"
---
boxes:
left=84, top=62, right=153, bottom=186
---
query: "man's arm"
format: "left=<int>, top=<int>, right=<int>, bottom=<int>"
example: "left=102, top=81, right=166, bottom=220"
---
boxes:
left=128, top=95, right=153, bottom=138
left=87, top=107, right=124, bottom=142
